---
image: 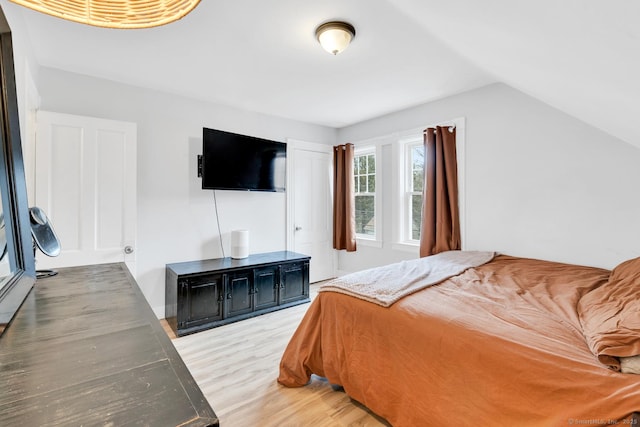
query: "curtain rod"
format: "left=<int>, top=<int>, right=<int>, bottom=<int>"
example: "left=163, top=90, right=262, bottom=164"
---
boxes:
left=424, top=125, right=456, bottom=134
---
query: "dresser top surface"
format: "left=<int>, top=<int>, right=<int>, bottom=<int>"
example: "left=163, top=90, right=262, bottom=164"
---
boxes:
left=0, top=263, right=218, bottom=426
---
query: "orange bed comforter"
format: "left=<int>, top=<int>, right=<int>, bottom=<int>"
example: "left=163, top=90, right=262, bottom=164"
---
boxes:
left=278, top=255, right=640, bottom=426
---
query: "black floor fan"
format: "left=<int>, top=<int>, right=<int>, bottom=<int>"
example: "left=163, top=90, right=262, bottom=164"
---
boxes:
left=29, top=207, right=61, bottom=279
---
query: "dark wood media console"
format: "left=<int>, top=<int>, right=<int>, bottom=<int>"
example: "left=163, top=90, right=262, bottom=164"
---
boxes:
left=166, top=251, right=310, bottom=336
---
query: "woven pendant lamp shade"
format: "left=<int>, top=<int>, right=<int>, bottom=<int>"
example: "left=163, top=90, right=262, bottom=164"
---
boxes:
left=9, top=0, right=201, bottom=29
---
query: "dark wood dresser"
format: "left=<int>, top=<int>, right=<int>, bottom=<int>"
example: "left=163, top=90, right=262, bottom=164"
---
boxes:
left=0, top=263, right=218, bottom=426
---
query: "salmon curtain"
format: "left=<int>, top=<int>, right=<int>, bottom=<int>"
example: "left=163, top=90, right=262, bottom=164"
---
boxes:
left=333, top=144, right=357, bottom=252
left=420, top=126, right=461, bottom=257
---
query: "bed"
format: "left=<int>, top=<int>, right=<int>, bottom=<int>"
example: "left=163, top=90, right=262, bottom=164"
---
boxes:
left=278, top=252, right=640, bottom=426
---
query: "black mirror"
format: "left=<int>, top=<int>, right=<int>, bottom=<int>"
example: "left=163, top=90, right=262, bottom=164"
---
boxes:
left=0, top=6, right=37, bottom=336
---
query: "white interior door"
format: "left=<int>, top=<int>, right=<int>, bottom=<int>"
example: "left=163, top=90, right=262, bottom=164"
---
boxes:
left=286, top=140, right=334, bottom=283
left=34, top=111, right=137, bottom=272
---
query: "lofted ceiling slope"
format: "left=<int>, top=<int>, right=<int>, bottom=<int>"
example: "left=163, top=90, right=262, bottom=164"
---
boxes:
left=387, top=0, right=640, bottom=147
left=2, top=0, right=638, bottom=147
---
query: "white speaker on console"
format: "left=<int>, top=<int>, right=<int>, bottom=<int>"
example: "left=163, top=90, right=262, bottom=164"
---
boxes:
left=231, top=229, right=249, bottom=259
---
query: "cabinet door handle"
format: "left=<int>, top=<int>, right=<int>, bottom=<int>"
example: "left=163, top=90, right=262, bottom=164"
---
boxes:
left=226, top=293, right=232, bottom=299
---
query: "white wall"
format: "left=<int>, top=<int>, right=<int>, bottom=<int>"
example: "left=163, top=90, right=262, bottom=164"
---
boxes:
left=337, top=83, right=640, bottom=272
left=36, top=67, right=336, bottom=317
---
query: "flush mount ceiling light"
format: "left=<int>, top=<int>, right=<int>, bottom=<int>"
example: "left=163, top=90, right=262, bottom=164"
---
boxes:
left=9, top=0, right=201, bottom=29
left=315, top=21, right=356, bottom=55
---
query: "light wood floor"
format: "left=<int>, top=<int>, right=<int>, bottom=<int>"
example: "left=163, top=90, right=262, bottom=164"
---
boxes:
left=161, top=284, right=389, bottom=427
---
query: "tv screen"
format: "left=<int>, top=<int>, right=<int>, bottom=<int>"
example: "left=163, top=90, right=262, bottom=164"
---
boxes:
left=201, top=127, right=286, bottom=192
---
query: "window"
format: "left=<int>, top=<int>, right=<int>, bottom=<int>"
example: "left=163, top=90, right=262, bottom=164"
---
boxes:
left=407, top=141, right=425, bottom=241
left=406, top=140, right=425, bottom=242
left=393, top=118, right=464, bottom=251
left=391, top=134, right=426, bottom=247
left=353, top=148, right=376, bottom=238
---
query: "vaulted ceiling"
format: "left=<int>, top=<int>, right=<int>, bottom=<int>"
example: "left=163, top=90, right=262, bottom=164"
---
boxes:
left=3, top=0, right=639, bottom=147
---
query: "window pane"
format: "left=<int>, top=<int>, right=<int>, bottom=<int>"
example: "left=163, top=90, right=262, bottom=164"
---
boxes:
left=359, top=176, right=367, bottom=192
left=412, top=146, right=424, bottom=169
left=411, top=194, right=422, bottom=241
left=413, top=170, right=423, bottom=192
left=355, top=195, right=375, bottom=236
left=353, top=150, right=376, bottom=237
left=358, top=156, right=367, bottom=174
left=368, top=154, right=375, bottom=173
left=411, top=145, right=424, bottom=192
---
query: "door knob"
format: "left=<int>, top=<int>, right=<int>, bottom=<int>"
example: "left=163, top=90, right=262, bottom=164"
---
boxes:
left=124, top=245, right=134, bottom=254
left=295, top=226, right=302, bottom=231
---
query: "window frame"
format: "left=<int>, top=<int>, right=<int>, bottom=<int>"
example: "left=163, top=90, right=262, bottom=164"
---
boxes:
left=404, top=138, right=424, bottom=244
left=352, top=143, right=382, bottom=247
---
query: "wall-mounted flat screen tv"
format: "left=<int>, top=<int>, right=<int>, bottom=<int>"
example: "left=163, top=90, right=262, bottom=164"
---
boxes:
left=201, top=127, right=286, bottom=192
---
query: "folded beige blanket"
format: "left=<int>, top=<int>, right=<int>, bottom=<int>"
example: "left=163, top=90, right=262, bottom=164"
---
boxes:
left=319, top=250, right=496, bottom=307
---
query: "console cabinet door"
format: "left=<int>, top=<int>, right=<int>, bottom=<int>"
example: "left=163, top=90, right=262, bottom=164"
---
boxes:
left=253, top=265, right=279, bottom=311
left=179, top=274, right=223, bottom=329
left=279, top=262, right=309, bottom=305
left=225, top=270, right=253, bottom=318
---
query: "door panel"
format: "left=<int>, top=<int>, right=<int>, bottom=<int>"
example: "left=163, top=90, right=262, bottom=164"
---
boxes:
left=253, top=266, right=278, bottom=310
left=280, top=262, right=309, bottom=305
left=96, top=130, right=126, bottom=249
left=49, top=126, right=82, bottom=251
left=180, top=275, right=223, bottom=328
left=35, top=111, right=137, bottom=271
left=287, top=140, right=334, bottom=283
left=225, top=271, right=253, bottom=317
